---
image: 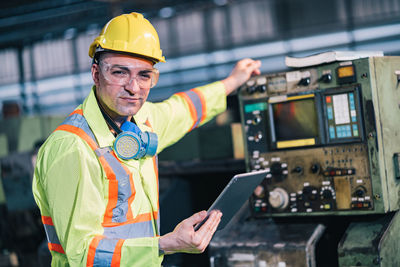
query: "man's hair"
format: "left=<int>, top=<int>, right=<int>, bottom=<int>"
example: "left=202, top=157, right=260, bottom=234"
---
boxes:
left=92, top=52, right=105, bottom=65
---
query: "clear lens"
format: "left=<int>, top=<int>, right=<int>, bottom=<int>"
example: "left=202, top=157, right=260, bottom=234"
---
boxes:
left=99, top=62, right=159, bottom=88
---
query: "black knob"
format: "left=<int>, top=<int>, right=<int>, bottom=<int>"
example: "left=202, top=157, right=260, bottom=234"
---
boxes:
left=270, top=162, right=288, bottom=181
left=303, top=186, right=312, bottom=195
left=292, top=166, right=303, bottom=174
left=270, top=162, right=283, bottom=175
left=254, top=132, right=263, bottom=142
left=256, top=85, right=267, bottom=93
left=298, top=77, right=310, bottom=86
left=311, top=164, right=320, bottom=174
left=355, top=189, right=365, bottom=197
left=321, top=189, right=333, bottom=200
left=302, top=186, right=318, bottom=201
left=252, top=115, right=262, bottom=125
left=319, top=73, right=332, bottom=83
left=247, top=86, right=256, bottom=94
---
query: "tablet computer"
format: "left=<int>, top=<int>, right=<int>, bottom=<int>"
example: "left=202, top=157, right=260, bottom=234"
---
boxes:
left=194, top=170, right=268, bottom=231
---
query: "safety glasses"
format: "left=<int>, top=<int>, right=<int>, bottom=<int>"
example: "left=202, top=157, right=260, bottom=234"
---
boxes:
left=99, top=62, right=159, bottom=88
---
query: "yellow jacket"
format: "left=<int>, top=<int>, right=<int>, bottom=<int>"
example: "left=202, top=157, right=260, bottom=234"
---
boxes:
left=32, top=82, right=226, bottom=266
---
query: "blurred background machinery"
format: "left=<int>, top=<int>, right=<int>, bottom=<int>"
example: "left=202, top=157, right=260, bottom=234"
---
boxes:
left=1, top=0, right=400, bottom=266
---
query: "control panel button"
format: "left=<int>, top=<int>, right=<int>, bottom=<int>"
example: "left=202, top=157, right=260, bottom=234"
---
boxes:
left=268, top=187, right=289, bottom=210
left=319, top=73, right=332, bottom=83
left=311, top=164, right=320, bottom=174
left=298, top=77, right=311, bottom=86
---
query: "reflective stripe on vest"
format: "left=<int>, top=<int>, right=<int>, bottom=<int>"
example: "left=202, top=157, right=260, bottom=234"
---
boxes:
left=176, top=88, right=206, bottom=130
left=49, top=109, right=159, bottom=265
left=86, top=236, right=124, bottom=267
left=42, top=216, right=65, bottom=254
left=95, top=147, right=136, bottom=224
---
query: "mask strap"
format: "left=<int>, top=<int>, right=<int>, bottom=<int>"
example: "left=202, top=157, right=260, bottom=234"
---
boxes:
left=95, top=92, right=122, bottom=135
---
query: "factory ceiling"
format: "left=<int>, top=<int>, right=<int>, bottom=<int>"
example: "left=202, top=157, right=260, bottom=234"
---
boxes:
left=0, top=0, right=221, bottom=49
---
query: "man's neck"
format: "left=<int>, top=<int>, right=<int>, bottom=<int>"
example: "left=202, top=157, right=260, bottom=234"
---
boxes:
left=94, top=92, right=131, bottom=129
left=112, top=115, right=132, bottom=128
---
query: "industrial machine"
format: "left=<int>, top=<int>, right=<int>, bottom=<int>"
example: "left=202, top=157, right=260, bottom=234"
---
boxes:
left=209, top=56, right=400, bottom=266
left=242, top=56, right=400, bottom=216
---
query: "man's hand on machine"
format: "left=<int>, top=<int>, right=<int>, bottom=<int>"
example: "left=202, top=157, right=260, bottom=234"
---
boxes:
left=158, top=210, right=222, bottom=254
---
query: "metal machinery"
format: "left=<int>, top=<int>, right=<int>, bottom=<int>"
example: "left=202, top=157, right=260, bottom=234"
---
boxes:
left=209, top=56, right=400, bottom=266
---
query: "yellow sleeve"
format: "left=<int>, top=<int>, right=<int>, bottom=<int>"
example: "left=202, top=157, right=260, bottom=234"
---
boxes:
left=143, top=81, right=227, bottom=153
left=33, top=134, right=163, bottom=267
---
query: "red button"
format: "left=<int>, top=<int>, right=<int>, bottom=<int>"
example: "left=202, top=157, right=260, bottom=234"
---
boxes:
left=326, top=96, right=332, bottom=103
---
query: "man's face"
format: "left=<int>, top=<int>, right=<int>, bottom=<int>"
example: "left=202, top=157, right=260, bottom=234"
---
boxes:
left=92, top=53, right=155, bottom=119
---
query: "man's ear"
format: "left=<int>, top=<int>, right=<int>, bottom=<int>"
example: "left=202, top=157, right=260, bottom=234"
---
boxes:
left=91, top=64, right=100, bottom=86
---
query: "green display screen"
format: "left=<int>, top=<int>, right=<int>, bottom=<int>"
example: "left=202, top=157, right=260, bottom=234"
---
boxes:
left=244, top=102, right=267, bottom=113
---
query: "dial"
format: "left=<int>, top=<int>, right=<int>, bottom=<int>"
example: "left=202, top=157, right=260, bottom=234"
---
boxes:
left=268, top=187, right=289, bottom=210
left=270, top=162, right=288, bottom=181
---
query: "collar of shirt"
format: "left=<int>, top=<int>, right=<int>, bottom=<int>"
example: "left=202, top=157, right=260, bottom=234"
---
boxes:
left=82, top=86, right=151, bottom=149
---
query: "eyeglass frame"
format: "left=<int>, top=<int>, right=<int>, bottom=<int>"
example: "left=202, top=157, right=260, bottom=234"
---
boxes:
left=97, top=61, right=159, bottom=89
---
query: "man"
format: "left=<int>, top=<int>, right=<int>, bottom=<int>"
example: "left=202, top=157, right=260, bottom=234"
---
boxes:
left=33, top=12, right=261, bottom=266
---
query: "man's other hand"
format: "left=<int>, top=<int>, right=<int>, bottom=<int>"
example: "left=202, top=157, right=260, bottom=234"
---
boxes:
left=222, top=58, right=261, bottom=95
left=158, top=210, right=222, bottom=254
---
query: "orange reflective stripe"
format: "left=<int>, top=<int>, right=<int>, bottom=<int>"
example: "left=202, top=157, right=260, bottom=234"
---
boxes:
left=98, top=155, right=118, bottom=224
left=102, top=211, right=157, bottom=227
left=98, top=155, right=116, bottom=180
left=69, top=109, right=84, bottom=116
left=191, top=88, right=207, bottom=123
left=87, top=235, right=105, bottom=267
left=55, top=124, right=98, bottom=150
left=48, top=243, right=65, bottom=254
left=133, top=212, right=152, bottom=223
left=111, top=239, right=125, bottom=267
left=177, top=92, right=197, bottom=130
left=42, top=215, right=53, bottom=225
left=144, top=119, right=153, bottom=130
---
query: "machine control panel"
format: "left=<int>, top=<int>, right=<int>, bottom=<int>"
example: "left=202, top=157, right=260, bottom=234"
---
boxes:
left=250, top=144, right=372, bottom=215
left=239, top=57, right=400, bottom=216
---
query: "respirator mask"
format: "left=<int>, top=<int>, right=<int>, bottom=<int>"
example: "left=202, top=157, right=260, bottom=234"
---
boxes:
left=114, top=120, right=158, bottom=160
left=97, top=97, right=158, bottom=160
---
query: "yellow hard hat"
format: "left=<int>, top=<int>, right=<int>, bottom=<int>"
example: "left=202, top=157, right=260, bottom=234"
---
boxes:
left=89, top=12, right=165, bottom=63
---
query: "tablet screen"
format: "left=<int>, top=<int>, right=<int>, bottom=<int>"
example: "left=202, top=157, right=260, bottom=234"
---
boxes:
left=195, top=170, right=268, bottom=231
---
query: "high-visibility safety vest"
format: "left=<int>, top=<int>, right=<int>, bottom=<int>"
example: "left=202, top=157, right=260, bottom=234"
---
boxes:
left=32, top=82, right=226, bottom=267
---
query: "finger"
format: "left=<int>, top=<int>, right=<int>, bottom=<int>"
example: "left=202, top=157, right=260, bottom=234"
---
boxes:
left=195, top=210, right=221, bottom=238
left=248, top=60, right=261, bottom=70
left=252, top=69, right=261, bottom=76
left=250, top=61, right=261, bottom=76
left=186, top=210, right=208, bottom=226
left=236, top=58, right=257, bottom=72
left=238, top=58, right=254, bottom=66
left=199, top=212, right=222, bottom=250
